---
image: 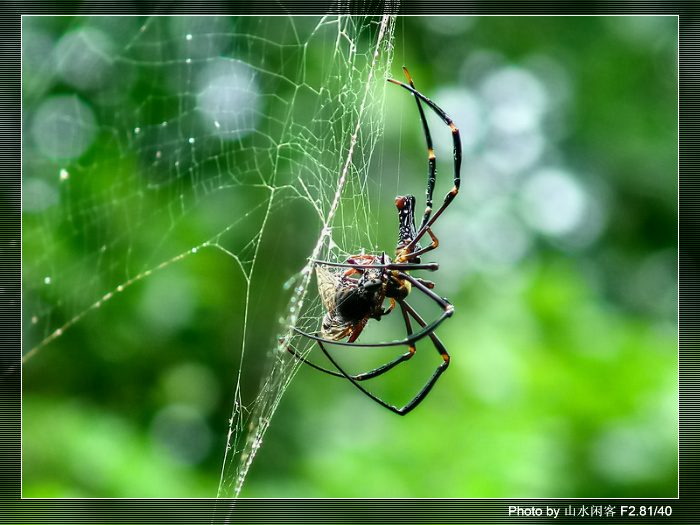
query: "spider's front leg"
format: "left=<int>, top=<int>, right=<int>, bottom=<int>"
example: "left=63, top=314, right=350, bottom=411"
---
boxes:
left=402, top=227, right=439, bottom=261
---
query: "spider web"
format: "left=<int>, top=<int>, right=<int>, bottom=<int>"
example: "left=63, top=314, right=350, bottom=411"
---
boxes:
left=217, top=16, right=396, bottom=498
left=22, top=14, right=395, bottom=497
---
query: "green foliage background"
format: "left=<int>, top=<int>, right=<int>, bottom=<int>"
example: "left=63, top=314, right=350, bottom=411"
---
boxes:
left=22, top=16, right=677, bottom=498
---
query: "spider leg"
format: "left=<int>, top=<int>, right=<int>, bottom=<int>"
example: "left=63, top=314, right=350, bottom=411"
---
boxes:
left=401, top=67, right=436, bottom=234
left=293, top=302, right=447, bottom=347
left=286, top=335, right=409, bottom=380
left=399, top=270, right=453, bottom=313
left=408, top=276, right=435, bottom=290
left=286, top=303, right=416, bottom=381
left=316, top=298, right=449, bottom=415
left=320, top=330, right=416, bottom=382
left=388, top=70, right=462, bottom=255
left=308, top=258, right=439, bottom=272
left=397, top=226, right=439, bottom=262
left=398, top=298, right=449, bottom=366
left=382, top=270, right=455, bottom=345
left=286, top=343, right=345, bottom=378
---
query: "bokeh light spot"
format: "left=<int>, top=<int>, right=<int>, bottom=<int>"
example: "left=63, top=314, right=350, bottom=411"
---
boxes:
left=197, top=58, right=262, bottom=141
left=31, top=95, right=97, bottom=161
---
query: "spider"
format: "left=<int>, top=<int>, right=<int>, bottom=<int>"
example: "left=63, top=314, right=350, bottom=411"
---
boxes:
left=289, top=67, right=462, bottom=415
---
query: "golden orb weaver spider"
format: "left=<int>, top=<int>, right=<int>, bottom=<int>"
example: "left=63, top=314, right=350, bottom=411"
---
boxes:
left=289, top=67, right=462, bottom=415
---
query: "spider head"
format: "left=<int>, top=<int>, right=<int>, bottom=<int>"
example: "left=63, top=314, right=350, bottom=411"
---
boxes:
left=395, top=195, right=421, bottom=263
